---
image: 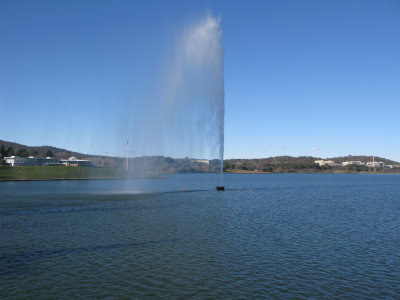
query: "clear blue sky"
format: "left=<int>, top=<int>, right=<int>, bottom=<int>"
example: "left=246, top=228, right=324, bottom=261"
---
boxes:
left=1, top=0, right=400, bottom=160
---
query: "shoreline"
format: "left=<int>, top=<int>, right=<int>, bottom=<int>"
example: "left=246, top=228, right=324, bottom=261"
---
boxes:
left=0, top=166, right=165, bottom=181
left=0, top=177, right=165, bottom=182
left=2, top=172, right=400, bottom=182
left=0, top=175, right=165, bottom=182
left=0, top=177, right=127, bottom=182
left=225, top=171, right=400, bottom=175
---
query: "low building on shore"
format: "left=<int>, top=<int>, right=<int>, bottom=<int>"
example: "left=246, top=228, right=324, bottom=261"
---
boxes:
left=4, top=156, right=92, bottom=167
left=60, top=157, right=92, bottom=167
left=4, top=156, right=60, bottom=167
left=315, top=160, right=336, bottom=167
left=342, top=161, right=365, bottom=166
left=386, top=164, right=400, bottom=169
left=191, top=159, right=210, bottom=165
left=366, top=161, right=385, bottom=168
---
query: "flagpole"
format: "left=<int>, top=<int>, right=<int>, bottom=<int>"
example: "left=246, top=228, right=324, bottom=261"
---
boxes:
left=126, top=137, right=129, bottom=171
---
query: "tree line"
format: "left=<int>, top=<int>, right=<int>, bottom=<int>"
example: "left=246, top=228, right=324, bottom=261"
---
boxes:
left=223, top=156, right=399, bottom=173
left=0, top=146, right=53, bottom=162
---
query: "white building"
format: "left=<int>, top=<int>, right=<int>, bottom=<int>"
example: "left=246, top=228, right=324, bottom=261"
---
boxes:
left=342, top=161, right=365, bottom=166
left=4, top=156, right=60, bottom=167
left=315, top=160, right=335, bottom=166
left=366, top=161, right=384, bottom=168
left=60, top=157, right=92, bottom=167
left=4, top=156, right=92, bottom=167
left=191, top=159, right=210, bottom=165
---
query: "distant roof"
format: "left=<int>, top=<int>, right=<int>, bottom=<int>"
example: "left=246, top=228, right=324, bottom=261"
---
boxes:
left=61, top=157, right=90, bottom=162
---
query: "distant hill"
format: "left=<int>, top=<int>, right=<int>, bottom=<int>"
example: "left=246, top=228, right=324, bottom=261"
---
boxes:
left=0, top=140, right=125, bottom=168
left=224, top=155, right=400, bottom=173
left=0, top=140, right=88, bottom=159
left=326, top=155, right=398, bottom=165
left=0, top=140, right=219, bottom=172
left=225, top=155, right=399, bottom=165
left=1, top=140, right=399, bottom=173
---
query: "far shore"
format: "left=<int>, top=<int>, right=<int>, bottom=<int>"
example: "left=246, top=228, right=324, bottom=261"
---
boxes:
left=0, top=166, right=165, bottom=181
left=225, top=170, right=400, bottom=174
left=2, top=170, right=400, bottom=182
left=0, top=175, right=165, bottom=182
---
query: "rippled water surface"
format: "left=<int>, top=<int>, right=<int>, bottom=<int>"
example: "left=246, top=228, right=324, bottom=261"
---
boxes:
left=1, top=173, right=400, bottom=299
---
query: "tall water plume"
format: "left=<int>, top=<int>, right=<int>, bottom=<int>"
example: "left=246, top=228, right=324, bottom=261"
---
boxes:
left=128, top=13, right=224, bottom=181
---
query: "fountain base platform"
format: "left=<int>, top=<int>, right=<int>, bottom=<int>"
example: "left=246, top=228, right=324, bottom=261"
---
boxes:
left=216, top=186, right=225, bottom=191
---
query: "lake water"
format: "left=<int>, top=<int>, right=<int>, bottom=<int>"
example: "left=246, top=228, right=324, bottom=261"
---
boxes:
left=1, top=173, right=399, bottom=299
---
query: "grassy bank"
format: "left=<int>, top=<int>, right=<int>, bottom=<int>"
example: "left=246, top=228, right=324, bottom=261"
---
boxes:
left=225, top=169, right=400, bottom=174
left=0, top=166, right=129, bottom=181
left=224, top=170, right=272, bottom=174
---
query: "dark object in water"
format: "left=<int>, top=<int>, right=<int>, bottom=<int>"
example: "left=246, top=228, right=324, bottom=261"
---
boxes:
left=216, top=186, right=225, bottom=191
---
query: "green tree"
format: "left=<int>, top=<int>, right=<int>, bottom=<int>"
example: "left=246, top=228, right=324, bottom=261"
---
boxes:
left=0, top=145, right=5, bottom=158
left=45, top=149, right=54, bottom=157
left=16, top=148, right=29, bottom=157
left=0, top=145, right=5, bottom=165
left=6, top=147, right=15, bottom=156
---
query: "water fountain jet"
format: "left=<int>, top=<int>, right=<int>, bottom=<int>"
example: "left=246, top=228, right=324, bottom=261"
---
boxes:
left=128, top=13, right=224, bottom=191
